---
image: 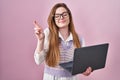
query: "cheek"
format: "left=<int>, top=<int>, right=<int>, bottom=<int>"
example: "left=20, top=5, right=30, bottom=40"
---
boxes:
left=66, top=19, right=70, bottom=25
left=55, top=21, right=59, bottom=26
left=65, top=17, right=70, bottom=25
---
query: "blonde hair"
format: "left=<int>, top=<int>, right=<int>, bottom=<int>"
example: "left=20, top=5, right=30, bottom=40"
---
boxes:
left=46, top=3, right=81, bottom=67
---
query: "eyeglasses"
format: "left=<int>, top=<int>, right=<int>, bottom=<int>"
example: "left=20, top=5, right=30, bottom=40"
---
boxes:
left=54, top=12, right=69, bottom=20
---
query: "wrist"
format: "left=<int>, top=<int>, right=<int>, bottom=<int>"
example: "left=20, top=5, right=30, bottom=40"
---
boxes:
left=36, top=39, right=44, bottom=52
left=37, top=38, right=44, bottom=43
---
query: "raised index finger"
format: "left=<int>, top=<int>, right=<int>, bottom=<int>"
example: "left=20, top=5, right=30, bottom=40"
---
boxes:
left=33, top=20, right=41, bottom=28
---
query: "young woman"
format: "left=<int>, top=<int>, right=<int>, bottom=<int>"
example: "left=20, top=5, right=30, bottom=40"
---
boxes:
left=34, top=3, right=92, bottom=80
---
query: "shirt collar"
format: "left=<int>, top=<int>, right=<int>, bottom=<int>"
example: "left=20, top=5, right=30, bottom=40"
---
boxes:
left=59, top=32, right=73, bottom=42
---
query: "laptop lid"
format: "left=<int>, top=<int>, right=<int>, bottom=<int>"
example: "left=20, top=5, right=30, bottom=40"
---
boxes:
left=72, top=43, right=109, bottom=75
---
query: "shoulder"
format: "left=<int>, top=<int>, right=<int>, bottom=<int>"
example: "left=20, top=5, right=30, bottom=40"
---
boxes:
left=43, top=28, right=50, bottom=49
left=78, top=36, right=85, bottom=47
left=43, top=27, right=50, bottom=39
left=44, top=27, right=49, bottom=35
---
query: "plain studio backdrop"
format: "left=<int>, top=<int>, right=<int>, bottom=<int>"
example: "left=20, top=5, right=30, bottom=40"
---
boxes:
left=0, top=0, right=120, bottom=80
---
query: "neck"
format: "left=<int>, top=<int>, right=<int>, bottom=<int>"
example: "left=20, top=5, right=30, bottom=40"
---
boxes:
left=59, top=26, right=70, bottom=40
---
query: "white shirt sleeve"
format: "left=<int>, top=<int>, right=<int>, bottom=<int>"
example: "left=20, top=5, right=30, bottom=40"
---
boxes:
left=34, top=28, right=49, bottom=65
left=79, top=37, right=85, bottom=47
left=34, top=50, right=46, bottom=65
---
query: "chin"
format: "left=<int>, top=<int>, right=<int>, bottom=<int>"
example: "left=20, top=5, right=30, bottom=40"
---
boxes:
left=58, top=24, right=68, bottom=28
left=58, top=26, right=66, bottom=28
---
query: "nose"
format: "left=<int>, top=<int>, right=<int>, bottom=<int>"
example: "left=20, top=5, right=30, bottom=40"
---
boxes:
left=60, top=15, right=64, bottom=19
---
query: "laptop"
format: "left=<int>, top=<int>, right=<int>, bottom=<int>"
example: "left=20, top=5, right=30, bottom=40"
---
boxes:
left=59, top=43, right=109, bottom=75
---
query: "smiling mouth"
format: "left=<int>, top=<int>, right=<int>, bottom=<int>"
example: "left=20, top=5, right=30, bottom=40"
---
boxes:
left=59, top=20, right=66, bottom=23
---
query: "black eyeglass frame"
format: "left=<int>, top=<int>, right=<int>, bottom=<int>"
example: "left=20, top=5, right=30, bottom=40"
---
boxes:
left=53, top=12, right=69, bottom=20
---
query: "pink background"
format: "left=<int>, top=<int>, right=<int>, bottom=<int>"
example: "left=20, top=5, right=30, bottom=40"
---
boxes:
left=0, top=0, right=120, bottom=80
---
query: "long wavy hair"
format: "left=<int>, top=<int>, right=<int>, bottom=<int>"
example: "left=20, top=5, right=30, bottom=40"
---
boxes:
left=46, top=3, right=81, bottom=67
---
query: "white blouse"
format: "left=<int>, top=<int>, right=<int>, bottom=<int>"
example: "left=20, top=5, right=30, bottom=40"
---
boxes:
left=34, top=28, right=85, bottom=80
left=34, top=28, right=85, bottom=65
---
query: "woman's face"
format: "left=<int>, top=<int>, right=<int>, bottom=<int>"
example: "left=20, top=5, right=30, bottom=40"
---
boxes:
left=54, top=7, right=70, bottom=28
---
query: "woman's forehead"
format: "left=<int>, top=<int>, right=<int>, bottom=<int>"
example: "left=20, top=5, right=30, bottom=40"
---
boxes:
left=55, top=7, right=67, bottom=14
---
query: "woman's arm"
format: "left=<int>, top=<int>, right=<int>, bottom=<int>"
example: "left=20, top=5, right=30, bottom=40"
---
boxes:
left=34, top=40, right=45, bottom=65
left=33, top=21, right=46, bottom=65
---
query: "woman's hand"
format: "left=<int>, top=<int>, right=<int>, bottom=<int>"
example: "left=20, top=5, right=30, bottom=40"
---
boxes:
left=33, top=21, right=45, bottom=41
left=82, top=67, right=92, bottom=76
